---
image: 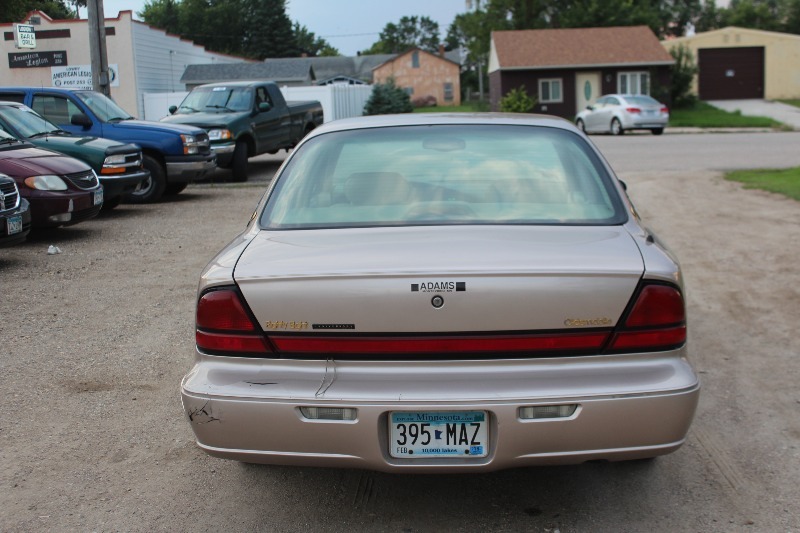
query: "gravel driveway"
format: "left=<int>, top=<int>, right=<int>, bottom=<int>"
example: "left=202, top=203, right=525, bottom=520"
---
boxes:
left=1, top=133, right=799, bottom=531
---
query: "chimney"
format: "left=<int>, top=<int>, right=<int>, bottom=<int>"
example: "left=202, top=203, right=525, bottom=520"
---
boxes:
left=439, top=44, right=445, bottom=58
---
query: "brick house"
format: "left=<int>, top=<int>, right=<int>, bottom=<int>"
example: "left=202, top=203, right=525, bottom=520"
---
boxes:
left=489, top=26, right=674, bottom=118
left=373, top=47, right=461, bottom=106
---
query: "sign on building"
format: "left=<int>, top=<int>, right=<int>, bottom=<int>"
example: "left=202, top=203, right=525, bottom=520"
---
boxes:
left=13, top=24, right=36, bottom=49
left=9, top=51, right=67, bottom=69
left=51, top=64, right=120, bottom=89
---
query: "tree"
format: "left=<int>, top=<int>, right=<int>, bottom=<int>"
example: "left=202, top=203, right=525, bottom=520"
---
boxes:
left=140, top=0, right=301, bottom=59
left=364, top=16, right=441, bottom=54
left=364, top=78, right=413, bottom=115
left=240, top=0, right=297, bottom=59
left=1, top=0, right=78, bottom=21
left=669, top=43, right=698, bottom=108
left=294, top=23, right=339, bottom=57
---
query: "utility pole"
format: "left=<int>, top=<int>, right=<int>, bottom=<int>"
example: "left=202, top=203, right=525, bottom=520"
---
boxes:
left=87, top=0, right=110, bottom=95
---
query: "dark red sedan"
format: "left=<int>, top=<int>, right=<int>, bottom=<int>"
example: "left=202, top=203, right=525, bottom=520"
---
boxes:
left=0, top=129, right=103, bottom=228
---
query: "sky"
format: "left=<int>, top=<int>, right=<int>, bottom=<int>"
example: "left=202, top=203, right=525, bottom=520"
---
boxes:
left=86, top=0, right=470, bottom=56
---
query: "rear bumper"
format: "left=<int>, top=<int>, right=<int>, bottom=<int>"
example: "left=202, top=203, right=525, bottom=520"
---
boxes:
left=181, top=350, right=700, bottom=472
left=623, top=116, right=669, bottom=129
left=164, top=153, right=217, bottom=182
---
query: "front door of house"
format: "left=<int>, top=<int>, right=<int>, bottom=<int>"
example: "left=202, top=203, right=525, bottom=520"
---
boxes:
left=575, top=72, right=601, bottom=116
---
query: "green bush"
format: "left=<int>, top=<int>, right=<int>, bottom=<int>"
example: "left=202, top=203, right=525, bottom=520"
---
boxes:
left=669, top=44, right=699, bottom=109
left=499, top=86, right=537, bottom=113
left=364, top=78, right=413, bottom=115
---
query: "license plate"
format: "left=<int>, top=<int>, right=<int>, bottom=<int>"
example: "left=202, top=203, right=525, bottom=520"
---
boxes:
left=93, top=189, right=103, bottom=206
left=389, top=411, right=488, bottom=458
left=7, top=215, right=22, bottom=235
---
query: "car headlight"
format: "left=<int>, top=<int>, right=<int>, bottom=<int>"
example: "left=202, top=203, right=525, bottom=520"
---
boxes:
left=103, top=153, right=128, bottom=165
left=180, top=133, right=204, bottom=155
left=207, top=129, right=232, bottom=141
left=24, top=175, right=68, bottom=191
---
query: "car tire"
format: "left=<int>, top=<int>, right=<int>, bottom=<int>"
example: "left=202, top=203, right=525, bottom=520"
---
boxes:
left=164, top=183, right=188, bottom=195
left=576, top=119, right=586, bottom=133
left=101, top=196, right=121, bottom=210
left=231, top=141, right=248, bottom=182
left=651, top=128, right=664, bottom=135
left=610, top=118, right=624, bottom=136
left=126, top=155, right=166, bottom=203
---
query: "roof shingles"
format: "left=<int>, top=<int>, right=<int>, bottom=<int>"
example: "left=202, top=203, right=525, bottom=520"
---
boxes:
left=493, top=26, right=674, bottom=69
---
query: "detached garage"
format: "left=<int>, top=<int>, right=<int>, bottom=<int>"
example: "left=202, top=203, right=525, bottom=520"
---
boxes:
left=664, top=27, right=800, bottom=100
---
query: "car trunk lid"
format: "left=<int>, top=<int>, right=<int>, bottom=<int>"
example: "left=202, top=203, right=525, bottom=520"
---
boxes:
left=233, top=226, right=644, bottom=341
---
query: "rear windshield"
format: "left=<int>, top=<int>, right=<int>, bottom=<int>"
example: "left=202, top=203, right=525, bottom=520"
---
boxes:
left=260, top=124, right=626, bottom=229
left=625, top=96, right=660, bottom=106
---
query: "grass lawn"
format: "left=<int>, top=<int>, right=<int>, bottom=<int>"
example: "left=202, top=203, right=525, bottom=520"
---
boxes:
left=778, top=99, right=800, bottom=109
left=669, top=102, right=786, bottom=128
left=725, top=167, right=800, bottom=201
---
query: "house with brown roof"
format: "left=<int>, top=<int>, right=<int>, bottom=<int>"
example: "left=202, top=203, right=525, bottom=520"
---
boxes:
left=373, top=47, right=461, bottom=106
left=489, top=26, right=674, bottom=118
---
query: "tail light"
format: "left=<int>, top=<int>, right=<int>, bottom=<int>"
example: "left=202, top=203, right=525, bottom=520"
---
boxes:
left=195, top=288, right=272, bottom=355
left=625, top=107, right=641, bottom=114
left=660, top=106, right=669, bottom=114
left=608, top=283, right=686, bottom=352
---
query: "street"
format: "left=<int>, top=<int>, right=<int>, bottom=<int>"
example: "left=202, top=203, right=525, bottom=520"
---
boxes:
left=1, top=131, right=799, bottom=531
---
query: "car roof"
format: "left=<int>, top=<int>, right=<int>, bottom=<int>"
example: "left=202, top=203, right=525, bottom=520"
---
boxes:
left=308, top=113, right=579, bottom=138
left=197, top=81, right=267, bottom=89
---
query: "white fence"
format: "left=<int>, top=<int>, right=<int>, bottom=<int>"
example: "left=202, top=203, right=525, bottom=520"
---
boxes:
left=280, top=84, right=373, bottom=122
left=141, top=84, right=373, bottom=122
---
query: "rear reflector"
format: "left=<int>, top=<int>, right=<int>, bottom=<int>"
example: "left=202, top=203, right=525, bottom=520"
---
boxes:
left=609, top=325, right=686, bottom=351
left=519, top=404, right=578, bottom=420
left=270, top=332, right=610, bottom=355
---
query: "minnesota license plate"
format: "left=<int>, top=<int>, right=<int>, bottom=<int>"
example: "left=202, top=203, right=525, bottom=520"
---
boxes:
left=93, top=189, right=103, bottom=206
left=7, top=215, right=22, bottom=235
left=389, top=411, right=488, bottom=458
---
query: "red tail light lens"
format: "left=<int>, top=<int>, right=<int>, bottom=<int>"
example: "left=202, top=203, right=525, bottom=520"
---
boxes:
left=625, top=285, right=684, bottom=327
left=660, top=106, right=669, bottom=114
left=626, top=107, right=641, bottom=114
left=196, top=288, right=272, bottom=355
left=609, top=283, right=686, bottom=352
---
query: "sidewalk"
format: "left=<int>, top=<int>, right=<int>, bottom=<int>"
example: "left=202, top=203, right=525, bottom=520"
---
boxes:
left=707, top=99, right=800, bottom=130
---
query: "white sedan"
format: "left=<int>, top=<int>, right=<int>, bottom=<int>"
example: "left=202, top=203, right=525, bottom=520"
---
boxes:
left=181, top=113, right=699, bottom=473
left=576, top=94, right=669, bottom=135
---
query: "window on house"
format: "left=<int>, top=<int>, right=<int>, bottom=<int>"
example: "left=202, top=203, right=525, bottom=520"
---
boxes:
left=618, top=72, right=650, bottom=95
left=538, top=79, right=563, bottom=103
left=444, top=82, right=454, bottom=102
left=412, top=51, right=420, bottom=68
left=405, top=87, right=414, bottom=96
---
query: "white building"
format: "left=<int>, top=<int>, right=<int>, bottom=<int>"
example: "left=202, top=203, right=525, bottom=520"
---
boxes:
left=0, top=10, right=250, bottom=118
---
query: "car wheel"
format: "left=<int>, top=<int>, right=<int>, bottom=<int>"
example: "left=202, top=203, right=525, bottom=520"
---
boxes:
left=231, top=141, right=249, bottom=182
left=164, top=183, right=188, bottom=195
left=101, top=196, right=121, bottom=210
left=576, top=119, right=586, bottom=133
left=126, top=155, right=167, bottom=203
left=651, top=128, right=664, bottom=135
left=610, top=118, right=624, bottom=136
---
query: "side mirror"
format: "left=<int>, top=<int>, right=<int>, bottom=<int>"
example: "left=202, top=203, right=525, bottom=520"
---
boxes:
left=586, top=105, right=595, bottom=111
left=169, top=105, right=177, bottom=115
left=258, top=101, right=272, bottom=112
left=71, top=112, right=92, bottom=129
